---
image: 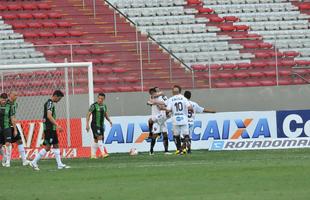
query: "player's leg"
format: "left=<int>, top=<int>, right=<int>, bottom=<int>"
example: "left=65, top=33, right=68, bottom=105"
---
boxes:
left=90, top=124, right=99, bottom=159
left=3, top=128, right=13, bottom=167
left=148, top=118, right=154, bottom=139
left=160, top=120, right=170, bottom=154
left=150, top=121, right=161, bottom=155
left=173, top=125, right=182, bottom=155
left=11, top=127, right=29, bottom=166
left=0, top=131, right=6, bottom=166
left=181, top=125, right=190, bottom=154
left=96, top=126, right=108, bottom=158
left=186, top=124, right=194, bottom=154
left=30, top=130, right=52, bottom=170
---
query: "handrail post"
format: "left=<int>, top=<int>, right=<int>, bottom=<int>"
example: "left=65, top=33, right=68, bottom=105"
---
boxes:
left=147, top=40, right=150, bottom=63
left=169, top=57, right=172, bottom=83
left=275, top=37, right=279, bottom=86
left=113, top=10, right=117, bottom=36
left=93, top=0, right=96, bottom=18
left=136, top=29, right=139, bottom=54
left=70, top=44, right=73, bottom=62
left=139, top=41, right=144, bottom=92
left=208, top=56, right=212, bottom=89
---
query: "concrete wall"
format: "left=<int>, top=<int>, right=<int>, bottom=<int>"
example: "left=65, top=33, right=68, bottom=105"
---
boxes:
left=15, top=84, right=310, bottom=119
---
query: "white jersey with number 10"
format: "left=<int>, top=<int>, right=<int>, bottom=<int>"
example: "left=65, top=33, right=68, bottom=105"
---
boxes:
left=166, top=94, right=191, bottom=125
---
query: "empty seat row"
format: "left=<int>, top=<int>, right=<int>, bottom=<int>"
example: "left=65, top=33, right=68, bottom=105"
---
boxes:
left=131, top=15, right=207, bottom=26
left=110, top=0, right=186, bottom=8
left=120, top=7, right=197, bottom=17
left=139, top=24, right=206, bottom=35
left=0, top=12, right=62, bottom=20
left=0, top=3, right=52, bottom=11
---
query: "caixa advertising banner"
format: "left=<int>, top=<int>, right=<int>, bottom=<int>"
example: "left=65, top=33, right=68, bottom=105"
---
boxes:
left=9, top=109, right=310, bottom=159
left=80, top=110, right=278, bottom=153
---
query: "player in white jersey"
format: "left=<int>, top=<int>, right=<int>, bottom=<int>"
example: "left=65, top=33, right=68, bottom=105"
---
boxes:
left=183, top=91, right=216, bottom=153
left=147, top=87, right=170, bottom=155
left=166, top=85, right=193, bottom=155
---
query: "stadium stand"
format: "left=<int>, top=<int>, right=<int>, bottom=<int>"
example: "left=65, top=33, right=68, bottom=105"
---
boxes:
left=1, top=0, right=310, bottom=92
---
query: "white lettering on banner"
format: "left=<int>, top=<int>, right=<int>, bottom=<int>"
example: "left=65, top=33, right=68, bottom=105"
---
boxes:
left=282, top=114, right=310, bottom=137
left=17, top=122, right=44, bottom=148
left=25, top=148, right=77, bottom=159
left=209, top=138, right=310, bottom=151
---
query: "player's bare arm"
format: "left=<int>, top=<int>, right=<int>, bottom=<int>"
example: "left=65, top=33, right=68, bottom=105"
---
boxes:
left=10, top=115, right=17, bottom=136
left=105, top=112, right=113, bottom=127
left=47, top=110, right=63, bottom=132
left=86, top=111, right=92, bottom=132
left=203, top=108, right=216, bottom=113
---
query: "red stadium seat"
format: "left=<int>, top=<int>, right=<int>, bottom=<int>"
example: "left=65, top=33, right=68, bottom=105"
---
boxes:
left=296, top=60, right=310, bottom=66
left=59, top=49, right=72, bottom=56
left=57, top=22, right=73, bottom=28
left=249, top=72, right=264, bottom=78
left=90, top=49, right=107, bottom=55
left=283, top=51, right=300, bottom=57
left=245, top=81, right=260, bottom=87
left=243, top=43, right=259, bottom=49
left=230, top=82, right=246, bottom=87
left=191, top=64, right=206, bottom=71
left=23, top=32, right=38, bottom=38
left=198, top=7, right=213, bottom=13
left=43, top=50, right=58, bottom=57
left=39, top=32, right=54, bottom=38
left=7, top=4, right=22, bottom=11
left=69, top=31, right=84, bottom=37
left=220, top=25, right=235, bottom=31
left=280, top=60, right=296, bottom=67
left=234, top=25, right=249, bottom=31
left=3, top=14, right=18, bottom=20
left=23, top=4, right=38, bottom=10
left=118, top=86, right=133, bottom=92
left=12, top=23, right=28, bottom=29
left=223, top=16, right=239, bottom=22
left=219, top=73, right=234, bottom=79
left=100, top=58, right=117, bottom=64
left=264, top=71, right=276, bottom=77
left=260, top=80, right=275, bottom=86
left=54, top=31, right=69, bottom=37
left=97, top=68, right=112, bottom=74
left=94, top=77, right=107, bottom=84
left=209, top=16, right=224, bottom=23
left=37, top=3, right=52, bottom=10
left=237, top=63, right=252, bottom=69
left=32, top=13, right=48, bottom=19
left=255, top=52, right=271, bottom=59
left=74, top=49, right=90, bottom=55
left=123, top=77, right=139, bottom=83
left=42, top=22, right=58, bottom=28
left=221, top=63, right=236, bottom=70
left=187, top=0, right=202, bottom=5
left=48, top=13, right=62, bottom=19
left=0, top=5, right=7, bottom=11
left=234, top=72, right=249, bottom=79
left=107, top=77, right=121, bottom=83
left=112, top=67, right=127, bottom=73
left=84, top=58, right=101, bottom=65
left=214, top=82, right=229, bottom=88
left=259, top=43, right=273, bottom=49
left=28, top=22, right=42, bottom=29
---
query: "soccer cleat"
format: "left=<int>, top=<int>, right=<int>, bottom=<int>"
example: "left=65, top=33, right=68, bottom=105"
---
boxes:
left=175, top=150, right=183, bottom=155
left=149, top=152, right=154, bottom=156
left=30, top=162, right=40, bottom=171
left=102, top=153, right=109, bottom=158
left=1, top=159, right=6, bottom=167
left=58, top=164, right=71, bottom=169
left=4, top=162, right=10, bottom=167
left=22, top=160, right=30, bottom=166
left=164, top=151, right=172, bottom=155
left=90, top=155, right=97, bottom=159
left=182, top=149, right=187, bottom=155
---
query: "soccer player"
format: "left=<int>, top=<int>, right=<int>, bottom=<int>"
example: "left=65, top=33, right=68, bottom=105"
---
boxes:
left=0, top=93, right=16, bottom=167
left=183, top=90, right=216, bottom=153
left=166, top=85, right=193, bottom=155
left=30, top=90, right=70, bottom=170
left=86, top=93, right=112, bottom=159
left=7, top=91, right=30, bottom=166
left=147, top=87, right=170, bottom=155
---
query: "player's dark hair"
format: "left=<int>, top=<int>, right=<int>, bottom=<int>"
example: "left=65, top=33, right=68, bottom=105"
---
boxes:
left=0, top=93, right=8, bottom=99
left=53, top=90, right=64, bottom=97
left=149, top=87, right=156, bottom=95
left=184, top=91, right=191, bottom=100
left=173, top=85, right=182, bottom=93
left=98, top=93, right=106, bottom=98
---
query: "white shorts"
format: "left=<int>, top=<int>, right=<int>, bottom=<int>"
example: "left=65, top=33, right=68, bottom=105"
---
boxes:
left=151, top=113, right=167, bottom=134
left=173, top=124, right=189, bottom=137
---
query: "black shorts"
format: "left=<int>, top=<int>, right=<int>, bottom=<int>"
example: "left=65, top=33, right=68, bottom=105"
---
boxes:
left=43, top=129, right=59, bottom=145
left=91, top=124, right=104, bottom=139
left=0, top=128, right=12, bottom=144
left=11, top=127, right=22, bottom=143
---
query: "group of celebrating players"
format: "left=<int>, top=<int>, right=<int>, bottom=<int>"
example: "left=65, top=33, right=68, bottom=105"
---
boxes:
left=0, top=85, right=215, bottom=170
left=147, top=85, right=215, bottom=155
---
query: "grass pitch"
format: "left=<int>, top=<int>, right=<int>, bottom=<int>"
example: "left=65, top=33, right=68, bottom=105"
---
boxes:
left=1, top=149, right=310, bottom=200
